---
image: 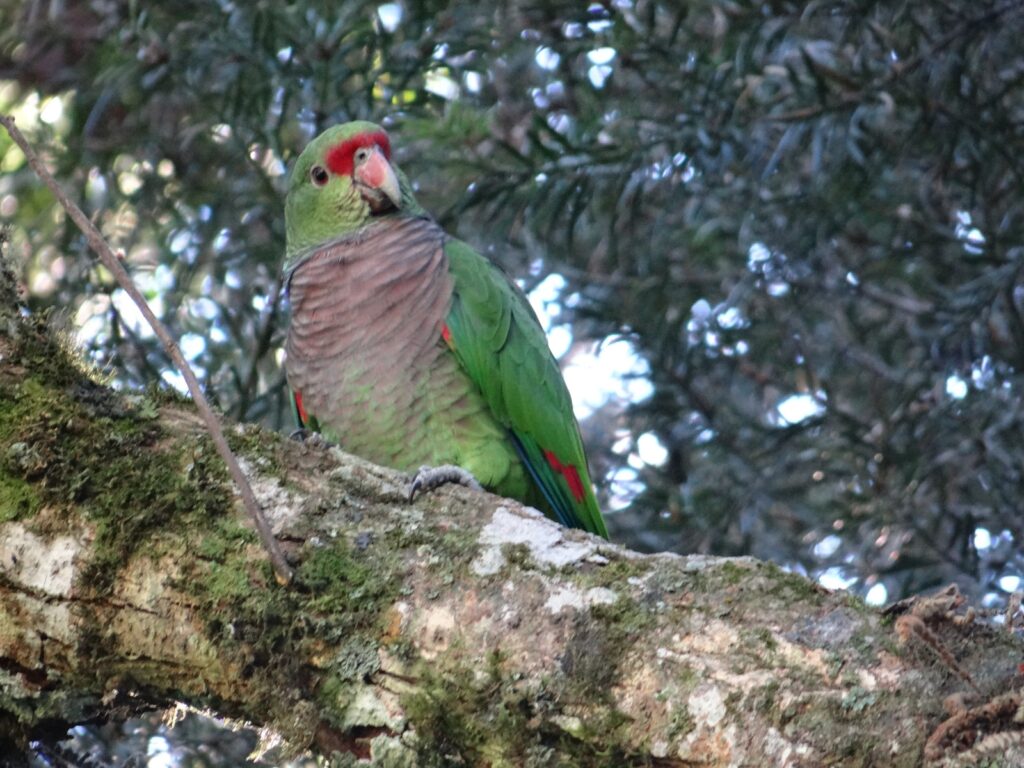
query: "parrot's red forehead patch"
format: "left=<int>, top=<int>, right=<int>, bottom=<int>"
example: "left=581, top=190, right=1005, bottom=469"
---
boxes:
left=325, top=131, right=392, bottom=176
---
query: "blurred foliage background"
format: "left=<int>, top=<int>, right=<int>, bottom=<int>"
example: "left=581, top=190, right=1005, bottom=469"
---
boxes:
left=3, top=0, right=1024, bottom=614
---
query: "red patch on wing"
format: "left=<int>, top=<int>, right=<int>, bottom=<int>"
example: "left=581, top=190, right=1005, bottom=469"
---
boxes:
left=544, top=449, right=586, bottom=503
left=441, top=322, right=453, bottom=347
left=325, top=131, right=392, bottom=176
left=294, top=390, right=308, bottom=425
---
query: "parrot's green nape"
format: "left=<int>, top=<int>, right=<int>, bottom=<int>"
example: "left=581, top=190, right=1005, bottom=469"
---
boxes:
left=282, top=120, right=609, bottom=539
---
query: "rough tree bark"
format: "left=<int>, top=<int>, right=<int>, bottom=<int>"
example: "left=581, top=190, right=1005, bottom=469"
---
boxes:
left=1, top=269, right=1023, bottom=768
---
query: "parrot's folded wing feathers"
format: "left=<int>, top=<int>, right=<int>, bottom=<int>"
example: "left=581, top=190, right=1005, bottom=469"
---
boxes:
left=443, top=239, right=608, bottom=538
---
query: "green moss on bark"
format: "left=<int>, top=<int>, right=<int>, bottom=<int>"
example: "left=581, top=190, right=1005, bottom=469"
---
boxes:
left=173, top=499, right=407, bottom=746
left=402, top=652, right=647, bottom=768
left=0, top=468, right=36, bottom=521
left=0, top=317, right=235, bottom=595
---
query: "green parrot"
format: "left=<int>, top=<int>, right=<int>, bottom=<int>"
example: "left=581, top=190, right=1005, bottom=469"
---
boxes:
left=283, top=120, right=608, bottom=538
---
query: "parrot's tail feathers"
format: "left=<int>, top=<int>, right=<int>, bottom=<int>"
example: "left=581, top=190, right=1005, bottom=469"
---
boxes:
left=291, top=389, right=320, bottom=433
left=509, top=431, right=600, bottom=534
left=292, top=390, right=308, bottom=428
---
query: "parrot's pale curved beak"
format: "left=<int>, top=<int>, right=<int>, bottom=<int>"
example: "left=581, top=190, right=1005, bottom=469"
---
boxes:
left=354, top=146, right=401, bottom=213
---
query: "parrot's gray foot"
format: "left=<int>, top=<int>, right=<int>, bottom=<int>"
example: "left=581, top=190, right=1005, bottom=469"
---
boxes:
left=289, top=428, right=333, bottom=449
left=408, top=464, right=484, bottom=501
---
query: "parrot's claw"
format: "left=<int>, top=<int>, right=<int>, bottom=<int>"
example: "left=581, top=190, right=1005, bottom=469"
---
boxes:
left=408, top=465, right=484, bottom=502
left=289, top=428, right=333, bottom=449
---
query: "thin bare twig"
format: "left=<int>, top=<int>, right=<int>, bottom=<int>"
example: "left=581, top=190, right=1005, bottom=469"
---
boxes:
left=1, top=114, right=293, bottom=585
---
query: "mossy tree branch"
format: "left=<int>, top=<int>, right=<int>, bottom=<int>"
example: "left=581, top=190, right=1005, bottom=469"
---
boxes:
left=0, top=114, right=292, bottom=586
left=1, top=276, right=1023, bottom=767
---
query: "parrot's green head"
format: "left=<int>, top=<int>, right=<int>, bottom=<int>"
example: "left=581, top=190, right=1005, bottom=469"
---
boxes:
left=284, top=121, right=421, bottom=267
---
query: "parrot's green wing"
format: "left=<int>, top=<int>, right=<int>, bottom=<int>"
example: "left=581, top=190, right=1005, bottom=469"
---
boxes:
left=443, top=239, right=608, bottom=538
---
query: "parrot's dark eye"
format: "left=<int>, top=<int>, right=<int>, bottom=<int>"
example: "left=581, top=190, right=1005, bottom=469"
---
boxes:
left=310, top=165, right=329, bottom=186
left=354, top=147, right=370, bottom=164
